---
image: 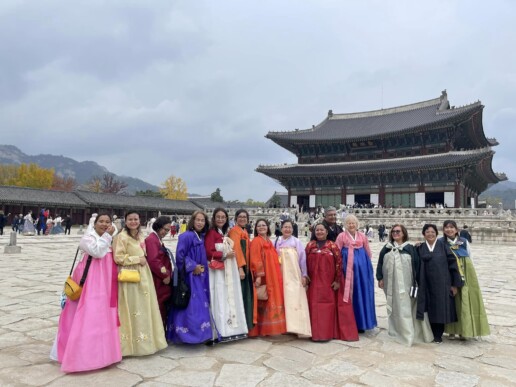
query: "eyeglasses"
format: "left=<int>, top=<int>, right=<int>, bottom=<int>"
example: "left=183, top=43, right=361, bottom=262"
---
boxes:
left=162, top=228, right=171, bottom=233
left=392, top=230, right=402, bottom=234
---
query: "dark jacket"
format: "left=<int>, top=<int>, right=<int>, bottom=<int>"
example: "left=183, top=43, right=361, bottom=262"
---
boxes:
left=376, top=243, right=420, bottom=286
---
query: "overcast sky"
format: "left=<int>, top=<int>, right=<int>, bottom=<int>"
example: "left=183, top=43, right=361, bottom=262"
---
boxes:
left=1, top=1, right=514, bottom=201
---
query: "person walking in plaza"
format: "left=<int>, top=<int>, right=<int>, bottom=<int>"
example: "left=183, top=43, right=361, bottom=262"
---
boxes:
left=45, top=216, right=53, bottom=235
left=12, top=214, right=19, bottom=233
left=51, top=214, right=64, bottom=234
left=63, top=215, right=72, bottom=235
left=376, top=224, right=433, bottom=346
left=145, top=216, right=174, bottom=326
left=53, top=213, right=121, bottom=372
left=22, top=210, right=36, bottom=235
left=248, top=219, right=287, bottom=337
left=0, top=211, right=5, bottom=235
left=114, top=211, right=167, bottom=356
left=170, top=221, right=177, bottom=239
left=416, top=224, right=463, bottom=343
left=275, top=219, right=311, bottom=337
left=335, top=214, right=377, bottom=332
left=306, top=223, right=358, bottom=341
left=441, top=220, right=490, bottom=339
left=205, top=208, right=248, bottom=342
left=229, top=209, right=257, bottom=331
left=37, top=209, right=47, bottom=235
left=167, top=210, right=212, bottom=344
left=459, top=225, right=472, bottom=243
left=310, top=206, right=343, bottom=242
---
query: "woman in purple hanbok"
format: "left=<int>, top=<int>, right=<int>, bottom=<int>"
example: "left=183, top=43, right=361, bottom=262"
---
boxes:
left=167, top=211, right=212, bottom=344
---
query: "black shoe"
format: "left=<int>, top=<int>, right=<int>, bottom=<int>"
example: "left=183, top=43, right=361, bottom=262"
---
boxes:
left=358, top=329, right=365, bottom=333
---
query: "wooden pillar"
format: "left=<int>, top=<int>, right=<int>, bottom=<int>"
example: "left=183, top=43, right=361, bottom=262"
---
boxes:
left=379, top=184, right=386, bottom=207
left=454, top=181, right=461, bottom=208
left=341, top=186, right=347, bottom=206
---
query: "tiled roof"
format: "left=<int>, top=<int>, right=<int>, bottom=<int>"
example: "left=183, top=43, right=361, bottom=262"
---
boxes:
left=267, top=95, right=482, bottom=142
left=257, top=149, right=497, bottom=177
left=189, top=198, right=260, bottom=210
left=0, top=186, right=87, bottom=207
left=74, top=191, right=200, bottom=212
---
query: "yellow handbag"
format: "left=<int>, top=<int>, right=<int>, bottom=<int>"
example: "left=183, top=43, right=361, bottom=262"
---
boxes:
left=118, top=268, right=141, bottom=283
left=63, top=248, right=93, bottom=301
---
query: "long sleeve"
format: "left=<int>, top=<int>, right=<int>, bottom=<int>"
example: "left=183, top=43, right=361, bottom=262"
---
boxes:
left=295, top=238, right=308, bottom=277
left=250, top=238, right=265, bottom=278
left=145, top=234, right=169, bottom=279
left=376, top=246, right=388, bottom=280
left=229, top=227, right=246, bottom=268
left=205, top=230, right=223, bottom=262
left=330, top=242, right=343, bottom=284
left=79, top=233, right=112, bottom=259
left=175, top=233, right=198, bottom=273
left=113, top=233, right=142, bottom=266
left=445, top=243, right=464, bottom=288
left=335, top=232, right=344, bottom=251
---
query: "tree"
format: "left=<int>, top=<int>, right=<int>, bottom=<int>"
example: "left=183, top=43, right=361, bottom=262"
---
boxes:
left=211, top=188, right=224, bottom=202
left=160, top=176, right=188, bottom=200
left=51, top=175, right=78, bottom=192
left=268, top=193, right=282, bottom=208
left=7, top=163, right=54, bottom=189
left=135, top=189, right=162, bottom=197
left=85, top=173, right=127, bottom=194
left=0, top=164, right=19, bottom=185
left=245, top=198, right=265, bottom=207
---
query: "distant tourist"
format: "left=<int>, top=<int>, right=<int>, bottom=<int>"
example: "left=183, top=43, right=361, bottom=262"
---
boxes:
left=22, top=210, right=36, bottom=236
left=306, top=222, right=358, bottom=341
left=0, top=211, right=5, bottom=235
left=335, top=215, right=377, bottom=333
left=114, top=211, right=167, bottom=355
left=37, top=209, right=47, bottom=235
left=416, top=224, right=463, bottom=343
left=442, top=220, right=489, bottom=339
left=45, top=216, right=53, bottom=235
left=52, top=213, right=121, bottom=372
left=459, top=225, right=472, bottom=243
left=376, top=224, right=433, bottom=346
left=51, top=214, right=64, bottom=234
left=63, top=215, right=73, bottom=235
left=167, top=210, right=212, bottom=344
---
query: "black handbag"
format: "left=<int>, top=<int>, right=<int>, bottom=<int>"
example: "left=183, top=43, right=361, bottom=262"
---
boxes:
left=171, top=260, right=191, bottom=309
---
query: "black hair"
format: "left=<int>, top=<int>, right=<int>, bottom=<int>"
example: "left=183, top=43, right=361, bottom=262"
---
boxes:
left=152, top=216, right=172, bottom=232
left=211, top=207, right=230, bottom=234
left=234, top=209, right=249, bottom=222
left=124, top=210, right=141, bottom=239
left=94, top=213, right=112, bottom=224
left=187, top=210, right=209, bottom=234
left=253, top=218, right=271, bottom=237
left=422, top=223, right=438, bottom=236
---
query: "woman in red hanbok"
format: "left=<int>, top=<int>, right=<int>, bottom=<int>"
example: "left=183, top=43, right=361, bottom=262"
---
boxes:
left=306, top=223, right=358, bottom=341
left=145, top=216, right=173, bottom=325
left=249, top=219, right=286, bottom=336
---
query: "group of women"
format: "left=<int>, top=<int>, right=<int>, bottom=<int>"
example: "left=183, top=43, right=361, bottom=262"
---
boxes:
left=52, top=209, right=490, bottom=373
left=376, top=220, right=490, bottom=345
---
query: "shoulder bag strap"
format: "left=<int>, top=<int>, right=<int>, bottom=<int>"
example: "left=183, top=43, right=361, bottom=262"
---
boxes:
left=69, top=247, right=80, bottom=276
left=79, top=255, right=93, bottom=286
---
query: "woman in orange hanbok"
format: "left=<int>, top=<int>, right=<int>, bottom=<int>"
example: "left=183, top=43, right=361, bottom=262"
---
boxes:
left=249, top=219, right=286, bottom=336
left=228, top=209, right=257, bottom=330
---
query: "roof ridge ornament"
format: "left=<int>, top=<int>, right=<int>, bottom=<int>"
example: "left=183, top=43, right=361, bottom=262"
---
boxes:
left=439, top=89, right=450, bottom=111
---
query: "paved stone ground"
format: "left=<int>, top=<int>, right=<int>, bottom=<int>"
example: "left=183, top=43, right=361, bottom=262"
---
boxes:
left=0, top=233, right=515, bottom=386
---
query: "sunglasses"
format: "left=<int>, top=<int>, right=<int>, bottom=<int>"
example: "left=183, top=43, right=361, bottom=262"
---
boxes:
left=392, top=230, right=402, bottom=234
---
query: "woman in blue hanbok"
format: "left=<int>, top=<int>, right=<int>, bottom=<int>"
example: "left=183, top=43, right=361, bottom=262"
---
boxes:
left=335, top=214, right=377, bottom=332
left=167, top=211, right=212, bottom=344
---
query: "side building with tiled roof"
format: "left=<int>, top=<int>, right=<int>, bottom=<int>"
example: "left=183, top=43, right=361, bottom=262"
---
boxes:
left=0, top=186, right=201, bottom=225
left=257, top=91, right=506, bottom=209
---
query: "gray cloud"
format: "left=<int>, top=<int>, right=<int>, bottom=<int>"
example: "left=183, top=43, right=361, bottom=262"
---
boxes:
left=1, top=0, right=514, bottom=201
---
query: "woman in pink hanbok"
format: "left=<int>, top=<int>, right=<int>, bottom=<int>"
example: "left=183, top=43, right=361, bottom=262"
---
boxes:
left=53, top=213, right=121, bottom=372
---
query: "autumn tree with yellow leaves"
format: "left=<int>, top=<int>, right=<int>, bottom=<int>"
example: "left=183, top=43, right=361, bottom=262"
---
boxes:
left=0, top=163, right=54, bottom=189
left=160, top=175, right=188, bottom=200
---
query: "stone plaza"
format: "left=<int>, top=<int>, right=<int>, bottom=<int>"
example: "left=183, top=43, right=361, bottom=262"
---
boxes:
left=0, top=232, right=515, bottom=386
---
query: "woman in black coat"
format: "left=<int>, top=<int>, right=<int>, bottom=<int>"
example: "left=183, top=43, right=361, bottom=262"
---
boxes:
left=416, top=224, right=463, bottom=343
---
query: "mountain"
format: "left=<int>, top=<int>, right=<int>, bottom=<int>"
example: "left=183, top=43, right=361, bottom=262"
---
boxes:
left=479, top=180, right=516, bottom=209
left=0, top=145, right=159, bottom=194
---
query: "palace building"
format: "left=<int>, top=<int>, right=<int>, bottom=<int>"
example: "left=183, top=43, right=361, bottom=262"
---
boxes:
left=257, top=91, right=506, bottom=209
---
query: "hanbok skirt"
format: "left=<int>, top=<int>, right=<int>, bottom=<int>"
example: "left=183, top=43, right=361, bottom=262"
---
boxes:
left=209, top=258, right=248, bottom=341
left=345, top=247, right=377, bottom=331
left=54, top=253, right=121, bottom=372
left=445, top=256, right=490, bottom=337
left=279, top=247, right=311, bottom=336
left=22, top=220, right=35, bottom=236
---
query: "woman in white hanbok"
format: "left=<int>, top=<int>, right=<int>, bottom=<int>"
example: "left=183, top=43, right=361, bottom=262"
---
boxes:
left=204, top=208, right=248, bottom=342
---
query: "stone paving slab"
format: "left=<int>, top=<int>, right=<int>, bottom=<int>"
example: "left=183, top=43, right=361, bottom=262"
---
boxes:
left=1, top=233, right=515, bottom=386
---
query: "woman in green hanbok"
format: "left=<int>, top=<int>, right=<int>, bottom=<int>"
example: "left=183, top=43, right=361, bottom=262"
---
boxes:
left=442, top=220, right=490, bottom=339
